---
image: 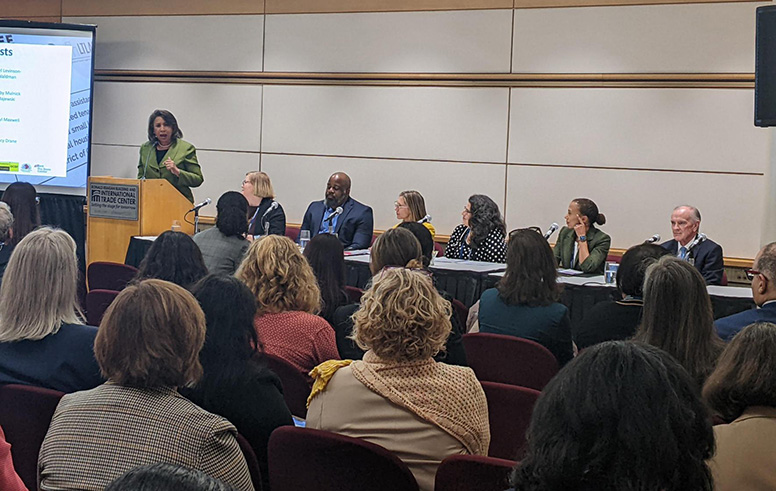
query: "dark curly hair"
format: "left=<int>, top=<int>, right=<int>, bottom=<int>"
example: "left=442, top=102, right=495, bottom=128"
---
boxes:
left=303, top=233, right=346, bottom=323
left=146, top=109, right=183, bottom=142
left=468, top=194, right=505, bottom=250
left=512, top=341, right=714, bottom=491
left=215, top=191, right=248, bottom=238
left=1, top=182, right=40, bottom=246
left=136, top=231, right=208, bottom=288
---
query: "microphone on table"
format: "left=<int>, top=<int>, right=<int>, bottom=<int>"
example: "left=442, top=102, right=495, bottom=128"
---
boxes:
left=141, top=138, right=158, bottom=180
left=543, top=223, right=559, bottom=240
left=687, top=233, right=707, bottom=250
left=418, top=215, right=432, bottom=224
left=325, top=206, right=344, bottom=234
left=188, top=197, right=211, bottom=213
left=262, top=201, right=279, bottom=235
left=644, top=234, right=661, bottom=244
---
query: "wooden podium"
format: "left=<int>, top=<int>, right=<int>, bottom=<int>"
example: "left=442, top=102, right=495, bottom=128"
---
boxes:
left=86, top=176, right=195, bottom=265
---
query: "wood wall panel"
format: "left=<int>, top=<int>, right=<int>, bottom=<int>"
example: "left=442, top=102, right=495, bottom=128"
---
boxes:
left=61, top=0, right=263, bottom=17
left=0, top=16, right=62, bottom=22
left=0, top=0, right=60, bottom=18
left=514, top=0, right=761, bottom=7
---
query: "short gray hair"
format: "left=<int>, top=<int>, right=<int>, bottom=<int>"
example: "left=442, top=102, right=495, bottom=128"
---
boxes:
left=674, top=205, right=701, bottom=222
left=0, top=205, right=12, bottom=243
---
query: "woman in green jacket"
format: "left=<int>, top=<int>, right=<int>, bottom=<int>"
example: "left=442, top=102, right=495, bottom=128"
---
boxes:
left=553, top=197, right=611, bottom=274
left=138, top=109, right=203, bottom=203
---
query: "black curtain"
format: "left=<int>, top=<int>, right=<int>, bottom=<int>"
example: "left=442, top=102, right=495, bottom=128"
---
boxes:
left=38, top=193, right=87, bottom=272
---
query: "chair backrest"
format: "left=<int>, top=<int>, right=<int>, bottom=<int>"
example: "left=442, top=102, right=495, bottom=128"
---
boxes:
left=344, top=285, right=364, bottom=304
left=434, top=454, right=516, bottom=491
left=85, top=289, right=120, bottom=327
left=450, top=299, right=469, bottom=331
left=481, top=381, right=540, bottom=460
left=0, top=384, right=65, bottom=490
left=262, top=354, right=311, bottom=419
left=285, top=225, right=300, bottom=244
left=462, top=333, right=559, bottom=390
left=235, top=432, right=263, bottom=491
left=433, top=241, right=445, bottom=256
left=86, top=261, right=138, bottom=292
left=268, top=426, right=419, bottom=491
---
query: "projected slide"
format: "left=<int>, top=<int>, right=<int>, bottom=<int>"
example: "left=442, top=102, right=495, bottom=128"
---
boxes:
left=0, top=44, right=73, bottom=177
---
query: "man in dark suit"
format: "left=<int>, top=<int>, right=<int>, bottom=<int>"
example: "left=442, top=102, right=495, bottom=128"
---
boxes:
left=715, top=242, right=776, bottom=341
left=660, top=205, right=724, bottom=285
left=301, top=172, right=374, bottom=250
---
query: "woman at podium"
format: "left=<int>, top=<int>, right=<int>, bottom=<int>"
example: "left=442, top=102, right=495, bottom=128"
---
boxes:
left=137, top=109, right=203, bottom=203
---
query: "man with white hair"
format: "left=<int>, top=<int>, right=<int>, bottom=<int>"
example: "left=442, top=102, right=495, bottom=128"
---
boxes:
left=660, top=205, right=724, bottom=285
left=0, top=202, right=13, bottom=285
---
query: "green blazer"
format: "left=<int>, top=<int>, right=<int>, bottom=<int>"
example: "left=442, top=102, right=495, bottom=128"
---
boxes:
left=553, top=226, right=611, bottom=274
left=137, top=139, right=203, bottom=203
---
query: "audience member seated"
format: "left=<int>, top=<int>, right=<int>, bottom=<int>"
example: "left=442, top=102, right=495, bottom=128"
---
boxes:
left=715, top=242, right=776, bottom=341
left=135, top=230, right=208, bottom=288
left=242, top=171, right=286, bottom=238
left=661, top=205, right=724, bottom=285
left=307, top=268, right=490, bottom=491
left=510, top=341, right=714, bottom=491
left=474, top=228, right=573, bottom=366
left=334, top=227, right=467, bottom=366
left=0, top=203, right=14, bottom=285
left=703, top=322, right=776, bottom=490
left=182, top=274, right=294, bottom=491
left=301, top=172, right=374, bottom=250
left=303, top=233, right=349, bottom=326
left=553, top=198, right=610, bottom=274
left=0, top=227, right=102, bottom=392
left=236, top=235, right=339, bottom=379
left=105, top=463, right=234, bottom=491
left=0, top=426, right=26, bottom=491
left=193, top=192, right=250, bottom=275
left=575, top=243, right=670, bottom=349
left=397, top=221, right=435, bottom=268
left=445, top=194, right=506, bottom=263
left=1, top=181, right=40, bottom=246
left=38, top=279, right=252, bottom=491
left=393, top=190, right=435, bottom=239
left=633, top=255, right=724, bottom=386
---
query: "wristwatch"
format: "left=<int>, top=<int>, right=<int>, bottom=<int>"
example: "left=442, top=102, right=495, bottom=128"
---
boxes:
left=578, top=235, right=587, bottom=242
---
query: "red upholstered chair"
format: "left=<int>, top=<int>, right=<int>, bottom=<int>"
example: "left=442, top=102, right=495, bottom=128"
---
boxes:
left=262, top=353, right=311, bottom=419
left=434, top=454, right=516, bottom=491
left=285, top=225, right=300, bottom=244
left=605, top=254, right=620, bottom=264
left=0, top=384, right=65, bottom=490
left=86, top=261, right=138, bottom=292
left=481, top=382, right=540, bottom=460
left=433, top=241, right=445, bottom=256
left=462, top=333, right=559, bottom=391
left=235, top=432, right=263, bottom=491
left=85, top=289, right=120, bottom=327
left=268, top=427, right=419, bottom=491
left=344, top=285, right=364, bottom=304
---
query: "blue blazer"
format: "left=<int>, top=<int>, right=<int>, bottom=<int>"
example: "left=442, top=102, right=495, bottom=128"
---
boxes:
left=301, top=197, right=374, bottom=250
left=715, top=302, right=776, bottom=341
left=661, top=237, right=724, bottom=285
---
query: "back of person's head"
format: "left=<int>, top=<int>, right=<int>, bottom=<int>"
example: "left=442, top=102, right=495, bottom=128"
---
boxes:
left=399, top=190, right=428, bottom=222
left=498, top=228, right=560, bottom=307
left=616, top=243, right=671, bottom=297
left=96, top=279, right=206, bottom=388
left=353, top=268, right=451, bottom=363
left=215, top=191, right=248, bottom=238
left=236, top=234, right=320, bottom=315
left=755, top=242, right=776, bottom=284
left=136, top=231, right=208, bottom=288
left=397, top=222, right=434, bottom=267
left=1, top=182, right=40, bottom=246
left=573, top=197, right=606, bottom=227
left=633, top=255, right=722, bottom=385
left=303, top=233, right=346, bottom=319
left=703, top=322, right=776, bottom=422
left=0, top=227, right=80, bottom=342
left=369, top=228, right=423, bottom=274
left=0, top=204, right=12, bottom=243
left=245, top=171, right=275, bottom=199
left=468, top=194, right=506, bottom=248
left=105, top=463, right=234, bottom=491
left=512, top=341, right=714, bottom=491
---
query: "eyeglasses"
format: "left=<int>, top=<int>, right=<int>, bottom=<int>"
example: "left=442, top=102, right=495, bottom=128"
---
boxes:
left=746, top=269, right=767, bottom=281
left=394, top=201, right=408, bottom=209
left=380, top=265, right=433, bottom=278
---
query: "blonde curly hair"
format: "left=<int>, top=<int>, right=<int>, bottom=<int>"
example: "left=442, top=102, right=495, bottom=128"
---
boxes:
left=236, top=235, right=321, bottom=315
left=353, top=268, right=451, bottom=362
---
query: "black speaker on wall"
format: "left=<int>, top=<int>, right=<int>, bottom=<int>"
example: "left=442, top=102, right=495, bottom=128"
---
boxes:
left=756, top=6, right=776, bottom=127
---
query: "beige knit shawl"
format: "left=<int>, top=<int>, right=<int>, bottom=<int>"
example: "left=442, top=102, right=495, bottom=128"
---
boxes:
left=350, top=351, right=491, bottom=456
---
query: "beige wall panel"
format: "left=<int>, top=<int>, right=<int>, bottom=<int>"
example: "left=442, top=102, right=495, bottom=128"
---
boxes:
left=0, top=0, right=60, bottom=18
left=62, top=0, right=263, bottom=16
left=508, top=88, right=769, bottom=174
left=515, top=0, right=762, bottom=7
left=504, top=165, right=763, bottom=258
left=512, top=2, right=765, bottom=73
left=63, top=15, right=264, bottom=71
left=263, top=85, right=510, bottom=163
left=92, top=81, right=263, bottom=152
left=264, top=10, right=512, bottom=73
left=90, top=144, right=139, bottom=179
left=262, top=153, right=506, bottom=233
left=265, top=0, right=511, bottom=14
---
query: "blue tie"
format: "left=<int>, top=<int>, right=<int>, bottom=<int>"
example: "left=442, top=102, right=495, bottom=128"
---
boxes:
left=679, top=246, right=687, bottom=260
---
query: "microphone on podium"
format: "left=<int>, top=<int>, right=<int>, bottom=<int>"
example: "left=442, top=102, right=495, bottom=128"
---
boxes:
left=543, top=223, right=559, bottom=240
left=644, top=234, right=661, bottom=244
left=188, top=197, right=211, bottom=213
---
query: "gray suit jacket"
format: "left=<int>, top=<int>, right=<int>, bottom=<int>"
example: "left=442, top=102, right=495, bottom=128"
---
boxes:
left=193, top=227, right=250, bottom=276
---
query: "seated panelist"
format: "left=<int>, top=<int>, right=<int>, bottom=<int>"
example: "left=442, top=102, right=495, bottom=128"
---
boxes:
left=661, top=205, right=724, bottom=286
left=301, top=172, right=374, bottom=250
left=444, top=194, right=506, bottom=263
left=392, top=190, right=435, bottom=240
left=137, top=109, right=203, bottom=203
left=553, top=198, right=610, bottom=274
left=242, top=171, right=286, bottom=238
